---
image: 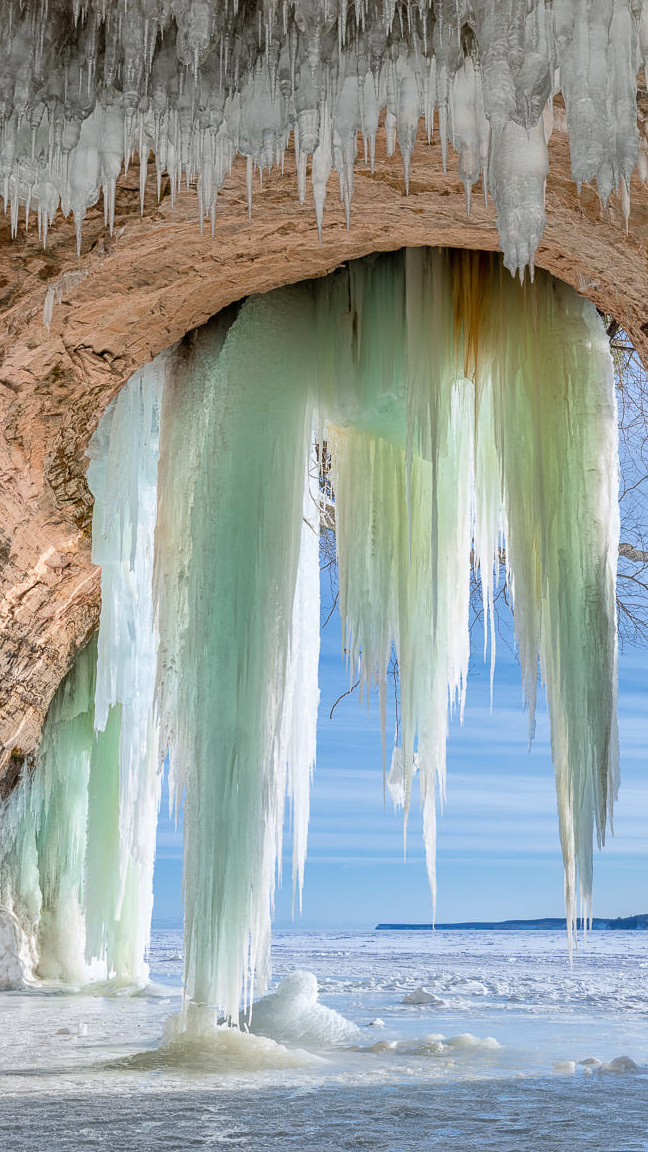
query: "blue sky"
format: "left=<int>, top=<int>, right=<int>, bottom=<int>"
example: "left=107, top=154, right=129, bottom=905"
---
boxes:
left=152, top=583, right=648, bottom=930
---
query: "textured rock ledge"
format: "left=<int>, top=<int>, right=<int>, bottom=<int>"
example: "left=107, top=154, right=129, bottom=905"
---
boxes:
left=1, top=118, right=647, bottom=777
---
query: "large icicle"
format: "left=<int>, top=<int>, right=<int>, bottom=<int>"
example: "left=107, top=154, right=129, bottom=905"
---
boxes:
left=155, top=294, right=320, bottom=1025
left=279, top=443, right=321, bottom=912
left=475, top=259, right=620, bottom=943
left=317, top=252, right=474, bottom=905
left=85, top=359, right=164, bottom=985
left=313, top=248, right=619, bottom=934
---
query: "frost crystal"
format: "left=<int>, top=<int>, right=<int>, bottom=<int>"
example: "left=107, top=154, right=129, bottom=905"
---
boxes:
left=1, top=2, right=647, bottom=273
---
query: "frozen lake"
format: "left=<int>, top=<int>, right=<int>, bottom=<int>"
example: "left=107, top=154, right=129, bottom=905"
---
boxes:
left=0, top=929, right=646, bottom=1150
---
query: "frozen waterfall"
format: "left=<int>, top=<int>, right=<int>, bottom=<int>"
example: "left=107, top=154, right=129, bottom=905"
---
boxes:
left=0, top=248, right=619, bottom=1017
left=3, top=2, right=648, bottom=274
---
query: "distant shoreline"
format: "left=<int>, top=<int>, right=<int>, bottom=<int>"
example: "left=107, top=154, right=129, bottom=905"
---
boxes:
left=376, top=915, right=648, bottom=931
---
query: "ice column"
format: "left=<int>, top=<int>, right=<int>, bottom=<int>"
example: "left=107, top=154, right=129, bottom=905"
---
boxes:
left=86, top=359, right=164, bottom=985
left=0, top=637, right=98, bottom=985
left=155, top=292, right=319, bottom=1024
left=0, top=357, right=164, bottom=990
left=30, top=638, right=97, bottom=983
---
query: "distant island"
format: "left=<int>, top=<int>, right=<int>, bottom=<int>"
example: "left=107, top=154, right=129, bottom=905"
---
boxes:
left=376, top=915, right=648, bottom=931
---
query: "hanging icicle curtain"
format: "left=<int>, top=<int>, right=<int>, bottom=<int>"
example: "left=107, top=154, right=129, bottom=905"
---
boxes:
left=1, top=2, right=647, bottom=275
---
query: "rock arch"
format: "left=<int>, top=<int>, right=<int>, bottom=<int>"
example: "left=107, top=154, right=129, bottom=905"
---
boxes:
left=1, top=122, right=647, bottom=775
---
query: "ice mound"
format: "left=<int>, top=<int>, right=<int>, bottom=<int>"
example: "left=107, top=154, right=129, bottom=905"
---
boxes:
left=417, top=1034, right=448, bottom=1056
left=445, top=1033, right=502, bottom=1052
left=122, top=1017, right=321, bottom=1074
left=162, top=1029, right=321, bottom=1073
left=244, top=971, right=361, bottom=1049
left=118, top=1002, right=322, bottom=1073
left=402, top=987, right=445, bottom=1006
left=414, top=1032, right=502, bottom=1057
left=370, top=1040, right=399, bottom=1053
left=442, top=1036, right=500, bottom=1055
left=0, top=907, right=33, bottom=989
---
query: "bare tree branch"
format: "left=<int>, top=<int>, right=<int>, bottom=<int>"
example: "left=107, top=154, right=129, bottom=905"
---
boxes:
left=619, top=542, right=648, bottom=563
left=329, top=679, right=361, bottom=719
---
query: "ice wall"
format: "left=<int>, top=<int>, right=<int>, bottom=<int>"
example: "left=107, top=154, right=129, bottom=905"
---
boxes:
left=2, top=2, right=648, bottom=274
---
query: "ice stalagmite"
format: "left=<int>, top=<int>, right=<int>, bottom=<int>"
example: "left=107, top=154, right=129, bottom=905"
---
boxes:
left=155, top=296, right=320, bottom=1025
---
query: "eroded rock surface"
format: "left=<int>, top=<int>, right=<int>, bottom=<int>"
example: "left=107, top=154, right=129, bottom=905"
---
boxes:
left=1, top=120, right=647, bottom=775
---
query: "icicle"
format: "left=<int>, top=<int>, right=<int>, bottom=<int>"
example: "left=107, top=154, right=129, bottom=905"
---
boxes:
left=280, top=440, right=321, bottom=912
left=312, top=98, right=332, bottom=239
left=313, top=248, right=618, bottom=941
left=0, top=2, right=646, bottom=275
left=85, top=357, right=164, bottom=986
left=478, top=259, right=620, bottom=950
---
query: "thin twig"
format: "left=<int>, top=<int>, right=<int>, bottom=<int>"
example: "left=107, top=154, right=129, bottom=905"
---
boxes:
left=329, top=678, right=361, bottom=719
left=321, top=590, right=339, bottom=629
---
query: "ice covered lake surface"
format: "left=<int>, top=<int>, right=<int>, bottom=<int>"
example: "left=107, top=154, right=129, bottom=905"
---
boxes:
left=0, top=930, right=646, bottom=1151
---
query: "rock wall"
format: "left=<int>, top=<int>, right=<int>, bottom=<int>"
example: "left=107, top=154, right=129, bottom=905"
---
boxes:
left=1, top=113, right=647, bottom=777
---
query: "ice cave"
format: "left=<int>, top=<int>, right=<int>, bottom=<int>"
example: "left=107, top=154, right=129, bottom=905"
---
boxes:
left=0, top=1, right=647, bottom=1050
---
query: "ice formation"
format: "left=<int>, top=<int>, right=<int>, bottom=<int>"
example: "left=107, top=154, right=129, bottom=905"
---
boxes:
left=85, top=358, right=164, bottom=984
left=0, top=247, right=619, bottom=1017
left=154, top=298, right=320, bottom=1021
left=317, top=249, right=619, bottom=942
left=243, top=970, right=361, bottom=1046
left=0, top=636, right=98, bottom=985
left=0, top=361, right=163, bottom=987
left=0, top=906, right=30, bottom=988
left=2, top=2, right=648, bottom=273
